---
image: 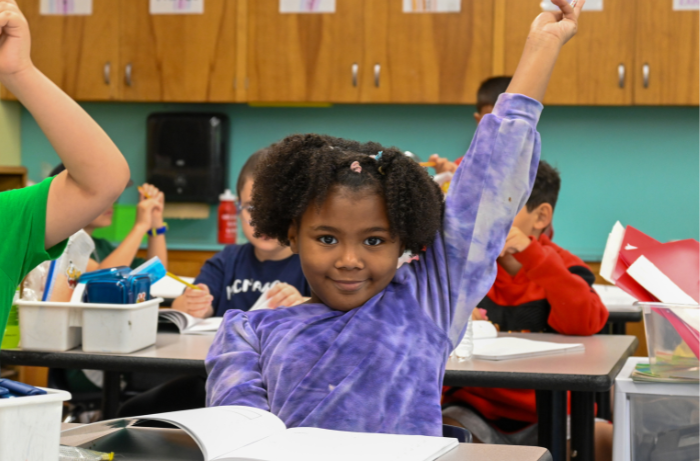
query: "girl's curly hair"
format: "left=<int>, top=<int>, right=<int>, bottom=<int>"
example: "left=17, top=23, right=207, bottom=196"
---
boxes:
left=250, top=134, right=444, bottom=255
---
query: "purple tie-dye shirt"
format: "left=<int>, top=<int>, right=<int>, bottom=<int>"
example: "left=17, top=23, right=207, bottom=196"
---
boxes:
left=205, top=93, right=543, bottom=436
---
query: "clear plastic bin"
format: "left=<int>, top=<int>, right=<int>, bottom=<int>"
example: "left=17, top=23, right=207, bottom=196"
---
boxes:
left=641, top=303, right=699, bottom=379
left=613, top=358, right=700, bottom=461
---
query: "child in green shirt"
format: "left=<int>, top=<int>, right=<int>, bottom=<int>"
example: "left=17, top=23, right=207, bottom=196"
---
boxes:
left=0, top=0, right=130, bottom=336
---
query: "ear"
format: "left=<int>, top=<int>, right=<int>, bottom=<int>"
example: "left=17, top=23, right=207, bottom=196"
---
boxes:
left=532, top=203, right=553, bottom=231
left=473, top=112, right=483, bottom=124
left=288, top=221, right=299, bottom=254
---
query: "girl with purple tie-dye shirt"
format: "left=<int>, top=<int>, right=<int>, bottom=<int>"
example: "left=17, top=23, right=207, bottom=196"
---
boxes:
left=206, top=0, right=586, bottom=436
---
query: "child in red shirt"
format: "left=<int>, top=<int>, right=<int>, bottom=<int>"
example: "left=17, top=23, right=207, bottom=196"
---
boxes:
left=442, top=161, right=610, bottom=455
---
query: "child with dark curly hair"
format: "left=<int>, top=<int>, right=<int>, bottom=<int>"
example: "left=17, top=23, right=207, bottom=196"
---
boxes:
left=206, top=0, right=585, bottom=436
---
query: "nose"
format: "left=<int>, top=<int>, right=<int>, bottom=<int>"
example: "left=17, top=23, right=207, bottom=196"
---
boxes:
left=335, top=244, right=364, bottom=270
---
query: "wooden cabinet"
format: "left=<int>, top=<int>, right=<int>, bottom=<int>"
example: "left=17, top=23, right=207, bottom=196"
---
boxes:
left=363, top=0, right=493, bottom=103
left=2, top=0, right=120, bottom=101
left=120, top=0, right=239, bottom=102
left=247, top=0, right=364, bottom=102
left=502, top=0, right=698, bottom=105
left=634, top=0, right=699, bottom=105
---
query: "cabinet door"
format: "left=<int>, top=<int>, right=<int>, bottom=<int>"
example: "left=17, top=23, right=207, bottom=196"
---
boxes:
left=247, top=0, right=364, bottom=102
left=634, top=0, right=699, bottom=105
left=120, top=0, right=237, bottom=102
left=362, top=0, right=493, bottom=103
left=503, top=0, right=636, bottom=105
left=1, top=0, right=120, bottom=101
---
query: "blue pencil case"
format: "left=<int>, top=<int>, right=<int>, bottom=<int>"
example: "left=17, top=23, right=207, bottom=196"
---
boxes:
left=127, top=274, right=152, bottom=304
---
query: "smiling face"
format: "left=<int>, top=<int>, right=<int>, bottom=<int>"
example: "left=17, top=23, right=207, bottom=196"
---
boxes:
left=288, top=185, right=403, bottom=312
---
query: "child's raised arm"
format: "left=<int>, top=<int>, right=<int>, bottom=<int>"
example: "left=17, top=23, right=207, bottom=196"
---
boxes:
left=0, top=1, right=130, bottom=249
left=407, top=0, right=583, bottom=346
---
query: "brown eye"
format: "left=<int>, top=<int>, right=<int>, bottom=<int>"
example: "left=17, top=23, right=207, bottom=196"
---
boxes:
left=319, top=236, right=338, bottom=245
left=364, top=237, right=383, bottom=246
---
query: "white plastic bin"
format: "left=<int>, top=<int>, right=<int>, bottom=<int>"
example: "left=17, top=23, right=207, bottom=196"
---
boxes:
left=0, top=388, right=71, bottom=461
left=16, top=298, right=162, bottom=353
left=612, top=357, right=699, bottom=461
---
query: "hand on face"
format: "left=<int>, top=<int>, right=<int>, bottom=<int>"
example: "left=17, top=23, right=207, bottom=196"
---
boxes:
left=0, top=1, right=32, bottom=79
left=174, top=283, right=213, bottom=318
left=499, top=226, right=532, bottom=257
left=266, top=282, right=306, bottom=309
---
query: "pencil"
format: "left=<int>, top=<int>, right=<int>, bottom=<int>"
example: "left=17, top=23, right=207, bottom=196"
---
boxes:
left=138, top=186, right=152, bottom=199
left=166, top=271, right=201, bottom=290
left=419, top=162, right=436, bottom=167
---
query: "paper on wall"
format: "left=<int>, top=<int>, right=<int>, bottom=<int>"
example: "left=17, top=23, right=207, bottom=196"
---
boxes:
left=541, top=0, right=603, bottom=11
left=150, top=0, right=204, bottom=15
left=403, top=0, right=461, bottom=13
left=674, top=0, right=700, bottom=11
left=280, top=0, right=336, bottom=13
left=40, top=0, right=92, bottom=15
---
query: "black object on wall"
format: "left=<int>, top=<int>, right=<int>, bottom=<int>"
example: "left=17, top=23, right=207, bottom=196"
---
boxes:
left=147, top=113, right=229, bottom=204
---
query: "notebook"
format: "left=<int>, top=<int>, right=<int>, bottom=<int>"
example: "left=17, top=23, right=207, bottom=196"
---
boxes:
left=60, top=406, right=458, bottom=461
left=593, top=284, right=640, bottom=312
left=158, top=310, right=223, bottom=335
left=472, top=337, right=584, bottom=361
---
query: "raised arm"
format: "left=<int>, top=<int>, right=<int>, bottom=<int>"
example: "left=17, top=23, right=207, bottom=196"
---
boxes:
left=407, top=0, right=584, bottom=346
left=0, top=1, right=129, bottom=249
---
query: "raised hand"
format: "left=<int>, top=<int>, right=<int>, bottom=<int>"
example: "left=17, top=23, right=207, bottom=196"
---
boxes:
left=0, top=1, right=32, bottom=78
left=140, top=183, right=165, bottom=227
left=531, top=0, right=585, bottom=46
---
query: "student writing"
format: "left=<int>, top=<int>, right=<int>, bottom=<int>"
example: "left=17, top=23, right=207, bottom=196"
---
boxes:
left=205, top=0, right=585, bottom=435
left=0, top=0, right=129, bottom=336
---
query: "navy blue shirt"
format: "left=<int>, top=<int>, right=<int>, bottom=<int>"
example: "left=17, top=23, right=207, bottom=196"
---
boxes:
left=194, top=243, right=310, bottom=317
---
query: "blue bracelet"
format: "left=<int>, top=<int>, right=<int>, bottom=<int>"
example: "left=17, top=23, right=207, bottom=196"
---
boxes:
left=147, top=224, right=168, bottom=237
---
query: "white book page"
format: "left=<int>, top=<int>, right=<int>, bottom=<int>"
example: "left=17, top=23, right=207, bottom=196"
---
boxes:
left=473, top=337, right=584, bottom=361
left=159, top=310, right=198, bottom=331
left=143, top=406, right=286, bottom=460
left=185, top=317, right=224, bottom=334
left=222, top=427, right=457, bottom=461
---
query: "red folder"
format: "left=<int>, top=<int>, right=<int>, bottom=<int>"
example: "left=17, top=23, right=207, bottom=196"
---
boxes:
left=611, top=226, right=660, bottom=302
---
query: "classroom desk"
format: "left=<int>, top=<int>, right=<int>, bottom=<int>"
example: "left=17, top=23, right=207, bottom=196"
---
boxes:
left=444, top=333, right=638, bottom=461
left=5, top=333, right=636, bottom=461
left=60, top=423, right=553, bottom=461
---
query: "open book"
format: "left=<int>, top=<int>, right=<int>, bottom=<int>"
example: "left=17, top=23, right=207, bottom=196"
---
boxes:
left=60, top=406, right=458, bottom=461
left=158, top=309, right=223, bottom=335
left=453, top=321, right=584, bottom=360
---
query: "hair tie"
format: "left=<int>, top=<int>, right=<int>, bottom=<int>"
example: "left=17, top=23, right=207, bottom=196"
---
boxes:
left=378, top=166, right=385, bottom=175
left=375, top=151, right=383, bottom=161
left=350, top=161, right=362, bottom=174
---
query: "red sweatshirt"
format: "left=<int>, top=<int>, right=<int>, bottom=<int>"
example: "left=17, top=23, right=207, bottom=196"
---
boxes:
left=444, top=233, right=609, bottom=424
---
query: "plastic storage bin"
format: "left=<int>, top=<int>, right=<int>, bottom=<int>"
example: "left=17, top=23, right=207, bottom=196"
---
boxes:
left=16, top=298, right=162, bottom=353
left=641, top=303, right=699, bottom=379
left=0, top=388, right=71, bottom=461
left=612, top=357, right=699, bottom=461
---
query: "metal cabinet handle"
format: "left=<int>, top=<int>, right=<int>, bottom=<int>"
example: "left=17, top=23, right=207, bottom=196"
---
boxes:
left=125, top=63, right=133, bottom=87
left=617, top=63, right=625, bottom=89
left=374, top=63, right=381, bottom=88
left=103, top=62, right=111, bottom=85
left=642, top=63, right=650, bottom=88
left=352, top=63, right=358, bottom=87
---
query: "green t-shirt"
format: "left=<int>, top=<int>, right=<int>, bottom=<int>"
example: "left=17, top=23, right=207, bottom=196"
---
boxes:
left=0, top=177, right=67, bottom=336
left=91, top=237, right=146, bottom=270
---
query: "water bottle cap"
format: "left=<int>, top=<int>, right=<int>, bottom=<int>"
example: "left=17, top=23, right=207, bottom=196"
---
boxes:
left=219, top=189, right=236, bottom=202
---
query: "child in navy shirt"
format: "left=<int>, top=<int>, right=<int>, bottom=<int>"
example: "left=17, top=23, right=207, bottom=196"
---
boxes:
left=172, top=147, right=310, bottom=318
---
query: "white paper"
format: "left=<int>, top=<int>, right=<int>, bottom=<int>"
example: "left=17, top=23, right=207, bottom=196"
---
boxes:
left=674, top=0, right=700, bottom=11
left=40, top=0, right=92, bottom=15
left=627, top=256, right=698, bottom=305
left=541, top=0, right=603, bottom=11
left=403, top=0, right=461, bottom=13
left=599, top=221, right=625, bottom=283
left=151, top=275, right=194, bottom=299
left=472, top=337, right=584, bottom=361
left=150, top=0, right=204, bottom=15
left=280, top=0, right=336, bottom=13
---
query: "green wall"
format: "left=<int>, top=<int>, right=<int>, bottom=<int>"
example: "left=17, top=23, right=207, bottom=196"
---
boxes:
left=20, top=102, right=699, bottom=260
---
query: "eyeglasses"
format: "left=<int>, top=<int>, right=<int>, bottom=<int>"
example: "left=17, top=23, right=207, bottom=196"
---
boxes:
left=237, top=203, right=254, bottom=214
